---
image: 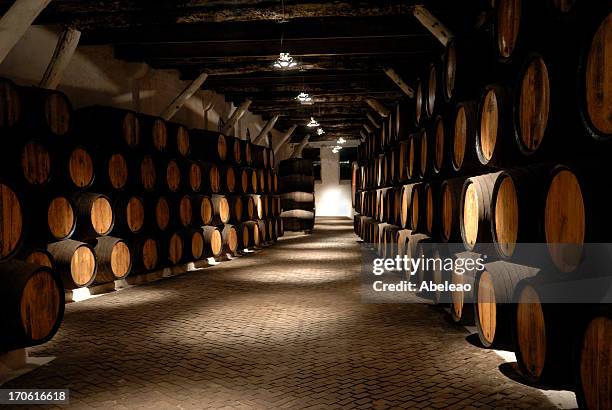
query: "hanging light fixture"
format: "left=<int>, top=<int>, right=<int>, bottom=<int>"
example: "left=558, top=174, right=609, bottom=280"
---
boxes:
left=317, top=127, right=325, bottom=136
left=337, top=137, right=346, bottom=144
left=274, top=52, right=298, bottom=69
left=296, top=92, right=313, bottom=104
left=307, top=117, right=319, bottom=127
left=332, top=145, right=343, bottom=154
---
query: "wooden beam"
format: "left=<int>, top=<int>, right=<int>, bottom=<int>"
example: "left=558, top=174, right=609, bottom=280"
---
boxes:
left=221, top=100, right=252, bottom=135
left=253, top=114, right=279, bottom=145
left=365, top=98, right=390, bottom=117
left=363, top=123, right=374, bottom=134
left=290, top=135, right=311, bottom=159
left=413, top=5, right=453, bottom=47
left=383, top=67, right=415, bottom=98
left=367, top=112, right=382, bottom=129
left=160, top=72, right=208, bottom=120
left=39, top=27, right=81, bottom=90
left=273, top=125, right=298, bottom=154
left=0, top=0, right=51, bottom=64
left=360, top=130, right=367, bottom=141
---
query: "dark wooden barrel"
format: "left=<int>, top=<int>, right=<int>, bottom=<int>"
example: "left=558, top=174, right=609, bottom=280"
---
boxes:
left=267, top=219, right=278, bottom=242
left=0, top=260, right=64, bottom=351
left=278, top=158, right=314, bottom=177
left=191, top=161, right=220, bottom=193
left=111, top=195, right=145, bottom=236
left=493, top=0, right=524, bottom=63
left=150, top=195, right=171, bottom=232
left=72, top=192, right=115, bottom=240
left=75, top=106, right=141, bottom=150
left=192, top=195, right=214, bottom=226
left=18, top=139, right=53, bottom=186
left=450, top=251, right=482, bottom=325
left=211, top=194, right=230, bottom=225
left=93, top=236, right=132, bottom=284
left=129, top=236, right=159, bottom=274
left=137, top=154, right=157, bottom=192
left=167, top=123, right=191, bottom=157
left=239, top=220, right=261, bottom=249
left=165, top=159, right=182, bottom=193
left=474, top=261, right=540, bottom=348
left=242, top=140, right=253, bottom=166
left=0, top=78, right=21, bottom=129
left=451, top=101, right=480, bottom=173
left=18, top=86, right=72, bottom=137
left=432, top=115, right=446, bottom=175
left=422, top=182, right=438, bottom=237
left=416, top=128, right=429, bottom=180
left=477, top=84, right=517, bottom=168
left=227, top=136, right=242, bottom=165
left=222, top=165, right=237, bottom=193
left=97, top=152, right=128, bottom=191
left=426, top=62, right=440, bottom=118
left=46, top=195, right=76, bottom=241
left=407, top=133, right=417, bottom=180
left=178, top=194, right=193, bottom=228
left=162, top=231, right=184, bottom=265
left=47, top=239, right=97, bottom=289
left=221, top=224, right=239, bottom=254
left=257, top=219, right=268, bottom=244
left=190, top=130, right=228, bottom=162
left=140, top=114, right=168, bottom=153
left=251, top=145, right=269, bottom=169
left=415, top=78, right=425, bottom=126
left=279, top=175, right=315, bottom=193
left=410, top=183, right=426, bottom=233
left=281, top=209, right=315, bottom=232
left=179, top=227, right=205, bottom=261
left=66, top=146, right=95, bottom=190
left=19, top=248, right=54, bottom=269
left=460, top=172, right=502, bottom=253
left=400, top=183, right=419, bottom=229
left=227, top=195, right=244, bottom=224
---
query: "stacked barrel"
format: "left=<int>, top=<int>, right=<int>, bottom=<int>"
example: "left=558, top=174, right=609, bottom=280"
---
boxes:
left=278, top=158, right=315, bottom=232
left=0, top=80, right=283, bottom=352
left=354, top=3, right=611, bottom=409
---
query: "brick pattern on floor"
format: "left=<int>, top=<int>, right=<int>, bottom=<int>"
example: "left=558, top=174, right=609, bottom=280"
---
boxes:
left=6, top=218, right=560, bottom=409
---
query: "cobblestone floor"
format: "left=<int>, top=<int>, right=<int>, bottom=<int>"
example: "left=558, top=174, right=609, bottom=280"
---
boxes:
left=5, top=218, right=571, bottom=409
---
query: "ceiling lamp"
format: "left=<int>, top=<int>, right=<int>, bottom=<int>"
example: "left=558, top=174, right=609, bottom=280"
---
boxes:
left=337, top=137, right=346, bottom=144
left=296, top=92, right=313, bottom=105
left=307, top=117, right=320, bottom=127
left=274, top=52, right=298, bottom=69
left=317, top=127, right=325, bottom=136
left=332, top=145, right=343, bottom=154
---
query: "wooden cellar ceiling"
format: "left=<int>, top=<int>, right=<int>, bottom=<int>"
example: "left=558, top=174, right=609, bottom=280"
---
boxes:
left=0, top=0, right=486, bottom=143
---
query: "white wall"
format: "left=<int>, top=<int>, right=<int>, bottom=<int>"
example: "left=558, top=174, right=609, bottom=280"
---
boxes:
left=315, top=147, right=352, bottom=217
left=0, top=25, right=266, bottom=137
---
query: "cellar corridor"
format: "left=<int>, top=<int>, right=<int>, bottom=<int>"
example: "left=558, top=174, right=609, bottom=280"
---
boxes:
left=6, top=218, right=569, bottom=409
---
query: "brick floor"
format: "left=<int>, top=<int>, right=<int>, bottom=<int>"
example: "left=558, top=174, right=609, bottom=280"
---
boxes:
left=6, top=217, right=565, bottom=409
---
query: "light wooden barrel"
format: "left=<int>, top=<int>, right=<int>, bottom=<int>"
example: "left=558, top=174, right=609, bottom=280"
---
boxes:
left=211, top=194, right=230, bottom=225
left=193, top=195, right=214, bottom=226
left=439, top=177, right=467, bottom=243
left=72, top=192, right=115, bottom=240
left=450, top=251, right=482, bottom=325
left=93, top=236, right=132, bottom=284
left=47, top=239, right=97, bottom=289
left=112, top=195, right=145, bottom=236
left=129, top=236, right=159, bottom=274
left=221, top=224, right=239, bottom=254
left=460, top=172, right=502, bottom=252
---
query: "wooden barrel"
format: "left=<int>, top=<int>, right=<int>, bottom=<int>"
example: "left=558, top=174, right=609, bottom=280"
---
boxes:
left=19, top=86, right=72, bottom=137
left=416, top=129, right=429, bottom=180
left=477, top=84, right=517, bottom=168
left=129, top=236, right=159, bottom=274
left=192, top=195, right=213, bottom=225
left=190, top=130, right=228, bottom=162
left=93, top=236, right=131, bottom=284
left=180, top=227, right=205, bottom=261
left=112, top=195, right=145, bottom=236
left=227, top=136, right=242, bottom=165
left=257, top=219, right=268, bottom=243
left=258, top=169, right=267, bottom=193
left=267, top=218, right=278, bottom=242
left=140, top=115, right=168, bottom=153
left=575, top=310, right=612, bottom=410
left=66, top=146, right=95, bottom=190
left=75, top=106, right=141, bottom=150
left=400, top=184, right=419, bottom=229
left=148, top=195, right=171, bottom=232
left=250, top=195, right=264, bottom=220
left=493, top=0, right=524, bottom=63
left=165, top=159, right=182, bottom=193
left=96, top=152, right=128, bottom=191
left=238, top=168, right=250, bottom=194
left=0, top=260, right=64, bottom=351
left=19, top=247, right=54, bottom=269
left=0, top=78, right=21, bottom=129
left=226, top=195, right=244, bottom=224
left=460, top=172, right=502, bottom=252
left=426, top=62, right=440, bottom=118
left=429, top=244, right=450, bottom=305
left=17, top=139, right=53, bottom=186
left=162, top=231, right=184, bottom=265
left=222, top=165, right=237, bottom=193
left=239, top=220, right=261, bottom=249
left=47, top=239, right=97, bottom=289
left=474, top=261, right=540, bottom=348
left=578, top=11, right=612, bottom=141
left=279, top=158, right=314, bottom=177
left=439, top=177, right=468, bottom=243
left=191, top=161, right=220, bottom=193
left=281, top=209, right=315, bottom=232
left=72, top=192, right=114, bottom=240
left=410, top=183, right=426, bottom=233
left=138, top=154, right=157, bottom=192
left=450, top=251, right=482, bottom=325
left=422, top=183, right=438, bottom=237
left=211, top=194, right=230, bottom=225
left=243, top=195, right=256, bottom=220
left=178, top=194, right=193, bottom=228
left=46, top=195, right=76, bottom=241
left=250, top=168, right=259, bottom=193
left=167, top=123, right=191, bottom=157
left=251, top=145, right=269, bottom=169
left=279, top=175, right=315, bottom=194
left=451, top=101, right=481, bottom=173
left=407, top=233, right=431, bottom=284
left=432, top=115, right=446, bottom=175
left=242, top=140, right=253, bottom=166
left=415, top=78, right=425, bottom=126
left=221, top=224, right=239, bottom=254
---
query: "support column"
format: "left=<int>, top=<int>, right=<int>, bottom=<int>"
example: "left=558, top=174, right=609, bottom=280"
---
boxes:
left=39, top=27, right=81, bottom=90
left=221, top=100, right=252, bottom=135
left=253, top=114, right=279, bottom=145
left=160, top=72, right=208, bottom=120
left=383, top=67, right=415, bottom=98
left=0, top=0, right=52, bottom=64
left=365, top=98, right=390, bottom=118
left=272, top=124, right=297, bottom=154
left=290, top=135, right=310, bottom=159
left=413, top=5, right=453, bottom=46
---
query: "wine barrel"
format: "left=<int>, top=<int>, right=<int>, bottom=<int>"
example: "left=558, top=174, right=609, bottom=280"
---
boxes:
left=422, top=183, right=438, bottom=237
left=578, top=11, right=612, bottom=141
left=451, top=101, right=481, bottom=173
left=227, top=136, right=242, bottom=165
left=161, top=231, right=184, bottom=265
left=429, top=244, right=450, bottom=305
left=257, top=169, right=267, bottom=194
left=18, top=247, right=54, bottom=269
left=192, top=195, right=213, bottom=226
left=493, top=0, right=524, bottom=63
left=18, top=86, right=72, bottom=137
left=439, top=177, right=469, bottom=243
left=190, top=130, right=227, bottom=162
left=474, top=261, right=540, bottom=348
left=477, top=84, right=518, bottom=168
left=180, top=227, right=205, bottom=261
left=211, top=194, right=230, bottom=225
left=227, top=195, right=244, bottom=224
left=242, top=140, right=253, bottom=166
left=238, top=168, right=251, bottom=194
left=281, top=209, right=315, bottom=232
left=140, top=114, right=168, bottom=153
left=460, top=172, right=502, bottom=253
left=221, top=165, right=237, bottom=193
left=450, top=251, right=482, bottom=325
left=267, top=218, right=278, bottom=242
left=15, top=139, right=53, bottom=186
left=137, top=154, right=157, bottom=192
left=575, top=309, right=612, bottom=410
left=257, top=219, right=268, bottom=243
left=397, top=140, right=410, bottom=182
left=251, top=145, right=269, bottom=169
left=407, top=133, right=418, bottom=181
left=426, top=62, right=441, bottom=118
left=165, top=159, right=182, bottom=193
left=46, top=195, right=76, bottom=241
left=71, top=192, right=115, bottom=241
left=267, top=149, right=275, bottom=170
left=65, top=146, right=95, bottom=190
left=415, top=78, right=425, bottom=126
left=249, top=195, right=264, bottom=220
left=432, top=115, right=446, bottom=176
left=400, top=183, right=419, bottom=229
left=75, top=106, right=140, bottom=150
left=221, top=224, right=239, bottom=254
left=239, top=220, right=261, bottom=249
left=410, top=183, right=426, bottom=233
left=190, top=161, right=221, bottom=193
left=129, top=236, right=159, bottom=274
left=243, top=195, right=256, bottom=220
left=167, top=123, right=191, bottom=157
left=0, top=260, right=64, bottom=351
left=47, top=239, right=97, bottom=289
left=93, top=236, right=132, bottom=284
left=0, top=78, right=21, bottom=129
left=278, top=158, right=314, bottom=177
left=279, top=174, right=315, bottom=193
left=178, top=194, right=193, bottom=228
left=416, top=129, right=429, bottom=180
left=96, top=152, right=128, bottom=191
left=112, top=195, right=145, bottom=236
left=407, top=233, right=431, bottom=284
